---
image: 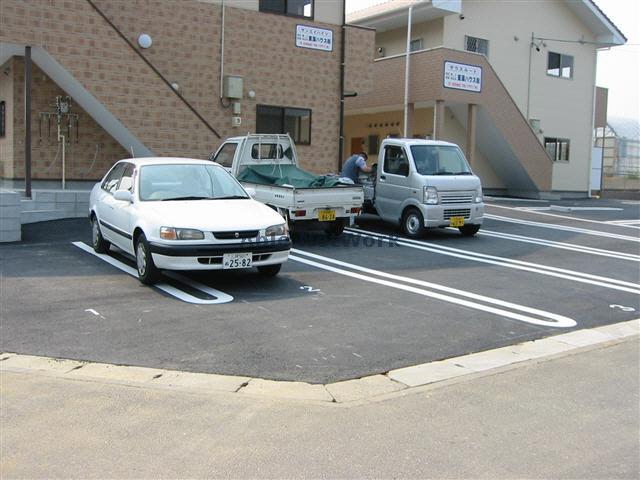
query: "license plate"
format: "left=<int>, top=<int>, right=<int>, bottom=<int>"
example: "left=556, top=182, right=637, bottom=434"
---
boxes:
left=223, top=252, right=252, bottom=269
left=449, top=216, right=465, bottom=227
left=318, top=209, right=336, bottom=222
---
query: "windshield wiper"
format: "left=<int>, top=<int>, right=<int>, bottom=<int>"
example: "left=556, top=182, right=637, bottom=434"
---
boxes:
left=161, top=196, right=214, bottom=201
left=214, top=195, right=249, bottom=200
left=430, top=171, right=472, bottom=176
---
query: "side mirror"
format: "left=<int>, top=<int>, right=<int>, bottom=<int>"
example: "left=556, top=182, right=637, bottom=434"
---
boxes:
left=208, top=152, right=216, bottom=162
left=113, top=190, right=133, bottom=203
left=245, top=187, right=257, bottom=198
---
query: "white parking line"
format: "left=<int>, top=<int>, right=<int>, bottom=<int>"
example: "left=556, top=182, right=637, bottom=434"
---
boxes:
left=72, top=242, right=234, bottom=305
left=346, top=228, right=640, bottom=295
left=485, top=214, right=640, bottom=242
left=289, top=249, right=576, bottom=328
left=486, top=203, right=638, bottom=228
left=473, top=229, right=640, bottom=262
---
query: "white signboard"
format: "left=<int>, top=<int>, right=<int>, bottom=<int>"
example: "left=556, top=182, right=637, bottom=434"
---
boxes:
left=296, top=25, right=333, bottom=52
left=443, top=61, right=482, bottom=92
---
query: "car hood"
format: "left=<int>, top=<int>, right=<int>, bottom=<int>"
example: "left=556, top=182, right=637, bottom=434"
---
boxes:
left=143, top=199, right=285, bottom=231
left=424, top=175, right=481, bottom=191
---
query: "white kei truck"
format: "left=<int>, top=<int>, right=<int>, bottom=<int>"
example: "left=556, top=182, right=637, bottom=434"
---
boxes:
left=210, top=134, right=364, bottom=235
left=361, top=138, right=484, bottom=238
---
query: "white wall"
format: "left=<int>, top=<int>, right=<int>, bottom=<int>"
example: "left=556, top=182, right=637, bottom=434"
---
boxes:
left=376, top=18, right=444, bottom=57
left=442, top=0, right=599, bottom=192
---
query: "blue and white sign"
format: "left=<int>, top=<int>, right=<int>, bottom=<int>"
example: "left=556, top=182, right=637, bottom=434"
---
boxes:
left=296, top=25, right=333, bottom=52
left=443, top=61, right=482, bottom=92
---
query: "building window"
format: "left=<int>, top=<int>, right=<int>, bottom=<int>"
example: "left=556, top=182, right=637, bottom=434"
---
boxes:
left=465, top=35, right=488, bottom=56
left=544, top=137, right=570, bottom=161
left=547, top=52, right=573, bottom=78
left=409, top=38, right=423, bottom=52
left=256, top=105, right=311, bottom=145
left=259, top=0, right=313, bottom=18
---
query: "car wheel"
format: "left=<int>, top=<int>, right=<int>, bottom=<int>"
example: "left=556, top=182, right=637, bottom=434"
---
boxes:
left=459, top=224, right=481, bottom=236
left=91, top=215, right=110, bottom=253
left=401, top=208, right=425, bottom=239
left=135, top=233, right=161, bottom=285
left=257, top=264, right=282, bottom=277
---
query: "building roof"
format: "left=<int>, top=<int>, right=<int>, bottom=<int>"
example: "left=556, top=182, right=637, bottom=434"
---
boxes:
left=608, top=117, right=640, bottom=140
left=347, top=0, right=626, bottom=45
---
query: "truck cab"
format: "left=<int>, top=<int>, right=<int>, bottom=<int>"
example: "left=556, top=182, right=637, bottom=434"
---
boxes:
left=364, top=138, right=484, bottom=237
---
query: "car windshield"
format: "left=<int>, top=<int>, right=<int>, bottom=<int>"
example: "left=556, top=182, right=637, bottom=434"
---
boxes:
left=410, top=145, right=473, bottom=176
left=139, top=163, right=249, bottom=201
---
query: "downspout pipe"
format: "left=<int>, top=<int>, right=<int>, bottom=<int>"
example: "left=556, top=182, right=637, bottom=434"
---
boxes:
left=220, top=0, right=225, bottom=99
left=403, top=6, right=413, bottom=138
left=24, top=45, right=32, bottom=198
left=338, top=0, right=346, bottom=171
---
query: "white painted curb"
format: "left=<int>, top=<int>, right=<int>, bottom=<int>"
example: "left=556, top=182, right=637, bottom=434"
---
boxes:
left=2, top=319, right=637, bottom=404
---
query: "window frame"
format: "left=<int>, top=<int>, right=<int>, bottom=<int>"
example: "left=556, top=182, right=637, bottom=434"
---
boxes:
left=101, top=163, right=126, bottom=194
left=258, top=0, right=314, bottom=20
left=544, top=137, right=571, bottom=162
left=464, top=35, right=489, bottom=56
left=547, top=52, right=574, bottom=80
left=382, top=145, right=410, bottom=177
left=213, top=142, right=238, bottom=168
left=256, top=104, right=312, bottom=145
left=409, top=38, right=424, bottom=52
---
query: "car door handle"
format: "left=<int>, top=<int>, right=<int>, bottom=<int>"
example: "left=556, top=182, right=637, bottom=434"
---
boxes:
left=380, top=175, right=386, bottom=180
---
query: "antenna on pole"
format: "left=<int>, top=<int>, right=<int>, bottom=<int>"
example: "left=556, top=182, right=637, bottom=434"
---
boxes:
left=130, top=146, right=135, bottom=158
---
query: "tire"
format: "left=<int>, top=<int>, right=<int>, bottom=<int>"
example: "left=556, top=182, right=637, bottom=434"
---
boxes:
left=325, top=219, right=345, bottom=237
left=459, top=224, right=481, bottom=236
left=91, top=215, right=110, bottom=253
left=135, top=233, right=161, bottom=285
left=401, top=208, right=425, bottom=239
left=257, top=263, right=282, bottom=277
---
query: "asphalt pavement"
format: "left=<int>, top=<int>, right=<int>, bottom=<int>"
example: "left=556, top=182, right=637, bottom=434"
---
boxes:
left=1, top=198, right=638, bottom=383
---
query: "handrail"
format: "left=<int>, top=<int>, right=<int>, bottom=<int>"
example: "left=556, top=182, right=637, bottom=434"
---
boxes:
left=85, top=0, right=221, bottom=139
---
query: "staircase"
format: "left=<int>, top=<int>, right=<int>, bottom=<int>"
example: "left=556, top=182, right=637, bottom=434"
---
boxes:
left=346, top=47, right=554, bottom=197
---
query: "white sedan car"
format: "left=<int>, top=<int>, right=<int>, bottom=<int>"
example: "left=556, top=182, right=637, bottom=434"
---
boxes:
left=89, top=158, right=291, bottom=284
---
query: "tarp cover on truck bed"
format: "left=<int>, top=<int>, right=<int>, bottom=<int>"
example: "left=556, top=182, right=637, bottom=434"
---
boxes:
left=237, top=164, right=348, bottom=188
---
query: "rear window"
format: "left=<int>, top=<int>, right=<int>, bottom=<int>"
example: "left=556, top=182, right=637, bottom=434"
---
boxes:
left=251, top=143, right=283, bottom=160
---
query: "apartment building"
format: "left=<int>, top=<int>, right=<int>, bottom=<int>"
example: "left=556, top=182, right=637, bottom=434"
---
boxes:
left=345, top=0, right=625, bottom=198
left=0, top=0, right=374, bottom=184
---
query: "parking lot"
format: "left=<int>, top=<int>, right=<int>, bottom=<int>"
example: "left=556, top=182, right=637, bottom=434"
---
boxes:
left=1, top=198, right=638, bottom=384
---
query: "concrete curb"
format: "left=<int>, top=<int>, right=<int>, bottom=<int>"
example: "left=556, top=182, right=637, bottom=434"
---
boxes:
left=2, top=319, right=637, bottom=405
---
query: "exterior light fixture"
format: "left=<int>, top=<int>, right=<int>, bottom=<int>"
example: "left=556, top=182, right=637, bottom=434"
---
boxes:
left=138, top=34, right=153, bottom=49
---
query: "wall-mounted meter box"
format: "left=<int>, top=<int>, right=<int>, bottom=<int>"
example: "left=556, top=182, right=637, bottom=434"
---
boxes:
left=223, top=75, right=244, bottom=99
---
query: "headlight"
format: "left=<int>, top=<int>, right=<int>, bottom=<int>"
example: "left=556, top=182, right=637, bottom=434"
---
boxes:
left=265, top=223, right=288, bottom=237
left=423, top=186, right=439, bottom=205
left=160, top=227, right=204, bottom=240
left=474, top=188, right=483, bottom=204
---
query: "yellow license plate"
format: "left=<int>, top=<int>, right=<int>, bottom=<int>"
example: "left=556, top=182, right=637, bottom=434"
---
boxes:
left=449, top=216, right=465, bottom=227
left=318, top=209, right=337, bottom=222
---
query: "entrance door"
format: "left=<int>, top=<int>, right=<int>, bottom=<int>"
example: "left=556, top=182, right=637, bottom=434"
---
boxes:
left=351, top=137, right=364, bottom=155
left=375, top=145, right=412, bottom=222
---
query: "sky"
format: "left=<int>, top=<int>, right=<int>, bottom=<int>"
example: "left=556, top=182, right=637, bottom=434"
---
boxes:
left=345, top=0, right=640, bottom=122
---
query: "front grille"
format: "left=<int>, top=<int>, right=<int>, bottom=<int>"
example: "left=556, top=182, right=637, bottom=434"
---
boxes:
left=212, top=230, right=259, bottom=240
left=440, top=191, right=474, bottom=205
left=444, top=208, right=471, bottom=220
left=198, top=257, right=223, bottom=265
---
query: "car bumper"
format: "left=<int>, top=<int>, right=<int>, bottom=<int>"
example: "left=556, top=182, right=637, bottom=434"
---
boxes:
left=148, top=238, right=291, bottom=271
left=419, top=203, right=484, bottom=228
